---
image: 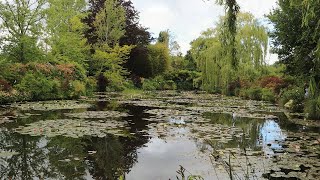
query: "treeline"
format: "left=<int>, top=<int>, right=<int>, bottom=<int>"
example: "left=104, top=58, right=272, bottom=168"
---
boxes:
left=0, top=0, right=319, bottom=119
left=0, top=0, right=190, bottom=103
left=189, top=0, right=320, bottom=120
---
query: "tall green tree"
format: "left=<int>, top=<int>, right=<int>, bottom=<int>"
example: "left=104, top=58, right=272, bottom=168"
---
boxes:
left=215, top=0, right=240, bottom=68
left=0, top=0, right=46, bottom=62
left=92, top=0, right=126, bottom=47
left=158, top=30, right=170, bottom=48
left=191, top=13, right=268, bottom=93
left=268, top=0, right=320, bottom=82
left=46, top=0, right=89, bottom=65
left=90, top=0, right=133, bottom=91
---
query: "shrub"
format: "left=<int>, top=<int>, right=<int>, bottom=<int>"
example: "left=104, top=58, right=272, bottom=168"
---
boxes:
left=239, top=87, right=264, bottom=100
left=247, top=87, right=262, bottom=100
left=261, top=88, right=275, bottom=102
left=142, top=79, right=157, bottom=91
left=15, top=72, right=56, bottom=101
left=104, top=72, right=127, bottom=92
left=304, top=96, right=320, bottom=120
left=259, top=76, right=286, bottom=94
left=163, top=70, right=201, bottom=90
left=0, top=79, right=12, bottom=92
left=142, top=75, right=177, bottom=91
left=70, top=80, right=86, bottom=98
left=86, top=77, right=97, bottom=95
left=228, top=79, right=241, bottom=96
left=280, top=86, right=305, bottom=112
left=147, top=43, right=170, bottom=77
left=153, top=76, right=176, bottom=90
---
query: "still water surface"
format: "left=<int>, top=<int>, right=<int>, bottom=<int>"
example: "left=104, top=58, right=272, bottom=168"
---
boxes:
left=0, top=92, right=319, bottom=179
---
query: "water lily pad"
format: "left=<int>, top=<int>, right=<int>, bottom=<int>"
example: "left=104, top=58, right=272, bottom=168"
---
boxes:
left=0, top=151, right=19, bottom=157
left=12, top=100, right=92, bottom=111
left=14, top=119, right=129, bottom=138
left=65, top=111, right=129, bottom=119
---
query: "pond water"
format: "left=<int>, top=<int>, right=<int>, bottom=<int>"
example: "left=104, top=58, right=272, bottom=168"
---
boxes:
left=0, top=91, right=319, bottom=179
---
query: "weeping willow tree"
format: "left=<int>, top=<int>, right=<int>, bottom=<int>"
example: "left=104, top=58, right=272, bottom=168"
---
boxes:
left=191, top=13, right=268, bottom=93
left=215, top=0, right=240, bottom=68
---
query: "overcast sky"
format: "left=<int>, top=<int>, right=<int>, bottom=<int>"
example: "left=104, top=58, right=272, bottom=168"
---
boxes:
left=131, top=0, right=279, bottom=64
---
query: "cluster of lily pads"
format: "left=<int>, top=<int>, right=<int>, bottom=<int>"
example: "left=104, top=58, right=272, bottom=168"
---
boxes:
left=14, top=119, right=129, bottom=138
left=65, top=111, right=129, bottom=119
left=11, top=100, right=92, bottom=111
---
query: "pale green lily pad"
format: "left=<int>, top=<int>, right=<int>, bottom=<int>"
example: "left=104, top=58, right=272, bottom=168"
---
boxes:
left=0, top=151, right=19, bottom=157
left=11, top=100, right=92, bottom=111
left=0, top=117, right=12, bottom=124
left=14, top=119, right=129, bottom=138
left=65, top=111, right=129, bottom=119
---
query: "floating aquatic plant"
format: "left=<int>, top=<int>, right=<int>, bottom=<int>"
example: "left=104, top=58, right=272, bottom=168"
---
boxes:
left=14, top=119, right=130, bottom=138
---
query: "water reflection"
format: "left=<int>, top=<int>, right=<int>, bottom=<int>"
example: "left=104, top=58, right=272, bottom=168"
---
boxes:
left=0, top=100, right=151, bottom=180
left=126, top=136, right=213, bottom=180
left=204, top=112, right=287, bottom=154
left=260, top=120, right=286, bottom=155
left=0, top=97, right=318, bottom=179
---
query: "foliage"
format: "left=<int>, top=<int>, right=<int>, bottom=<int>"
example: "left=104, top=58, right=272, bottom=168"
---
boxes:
left=146, top=43, right=171, bottom=77
left=0, top=62, right=90, bottom=103
left=158, top=30, right=170, bottom=48
left=88, top=0, right=135, bottom=92
left=261, top=88, right=275, bottom=103
left=0, top=0, right=46, bottom=63
left=142, top=76, right=176, bottom=91
left=70, top=80, right=86, bottom=97
left=280, top=86, right=305, bottom=112
left=85, top=0, right=151, bottom=79
left=305, top=97, right=320, bottom=120
left=191, top=13, right=268, bottom=94
left=93, top=0, right=126, bottom=47
left=268, top=0, right=320, bottom=83
left=247, top=87, right=262, bottom=101
left=163, top=70, right=201, bottom=90
left=304, top=78, right=320, bottom=119
left=15, top=72, right=58, bottom=101
left=91, top=45, right=133, bottom=91
left=0, top=90, right=28, bottom=104
left=86, top=77, right=98, bottom=95
left=215, top=0, right=240, bottom=69
left=141, top=79, right=157, bottom=91
left=259, top=76, right=286, bottom=94
left=46, top=0, right=89, bottom=65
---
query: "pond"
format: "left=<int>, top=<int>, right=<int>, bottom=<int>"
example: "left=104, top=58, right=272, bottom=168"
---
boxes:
left=0, top=91, right=319, bottom=179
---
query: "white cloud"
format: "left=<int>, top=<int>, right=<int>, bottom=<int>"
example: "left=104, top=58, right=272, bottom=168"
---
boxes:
left=237, top=0, right=278, bottom=18
left=139, top=3, right=176, bottom=34
left=131, top=0, right=279, bottom=64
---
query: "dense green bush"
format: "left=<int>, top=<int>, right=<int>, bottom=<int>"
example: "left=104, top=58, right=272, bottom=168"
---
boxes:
left=85, top=77, right=97, bottom=95
left=0, top=91, right=29, bottom=104
left=142, top=76, right=177, bottom=91
left=163, top=70, right=201, bottom=90
left=147, top=43, right=170, bottom=77
left=261, top=88, right=275, bottom=102
left=70, top=80, right=86, bottom=98
left=142, top=79, right=157, bottom=91
left=240, top=87, right=263, bottom=100
left=247, top=87, right=262, bottom=100
left=280, top=86, right=305, bottom=112
left=304, top=96, right=320, bottom=120
left=15, top=72, right=57, bottom=100
left=0, top=62, right=92, bottom=103
left=104, top=72, right=127, bottom=92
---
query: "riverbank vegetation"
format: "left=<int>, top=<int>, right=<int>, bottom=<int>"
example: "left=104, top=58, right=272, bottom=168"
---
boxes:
left=0, top=0, right=319, bottom=120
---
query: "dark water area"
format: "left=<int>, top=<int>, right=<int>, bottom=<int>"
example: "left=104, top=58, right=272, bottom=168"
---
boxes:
left=0, top=92, right=319, bottom=179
